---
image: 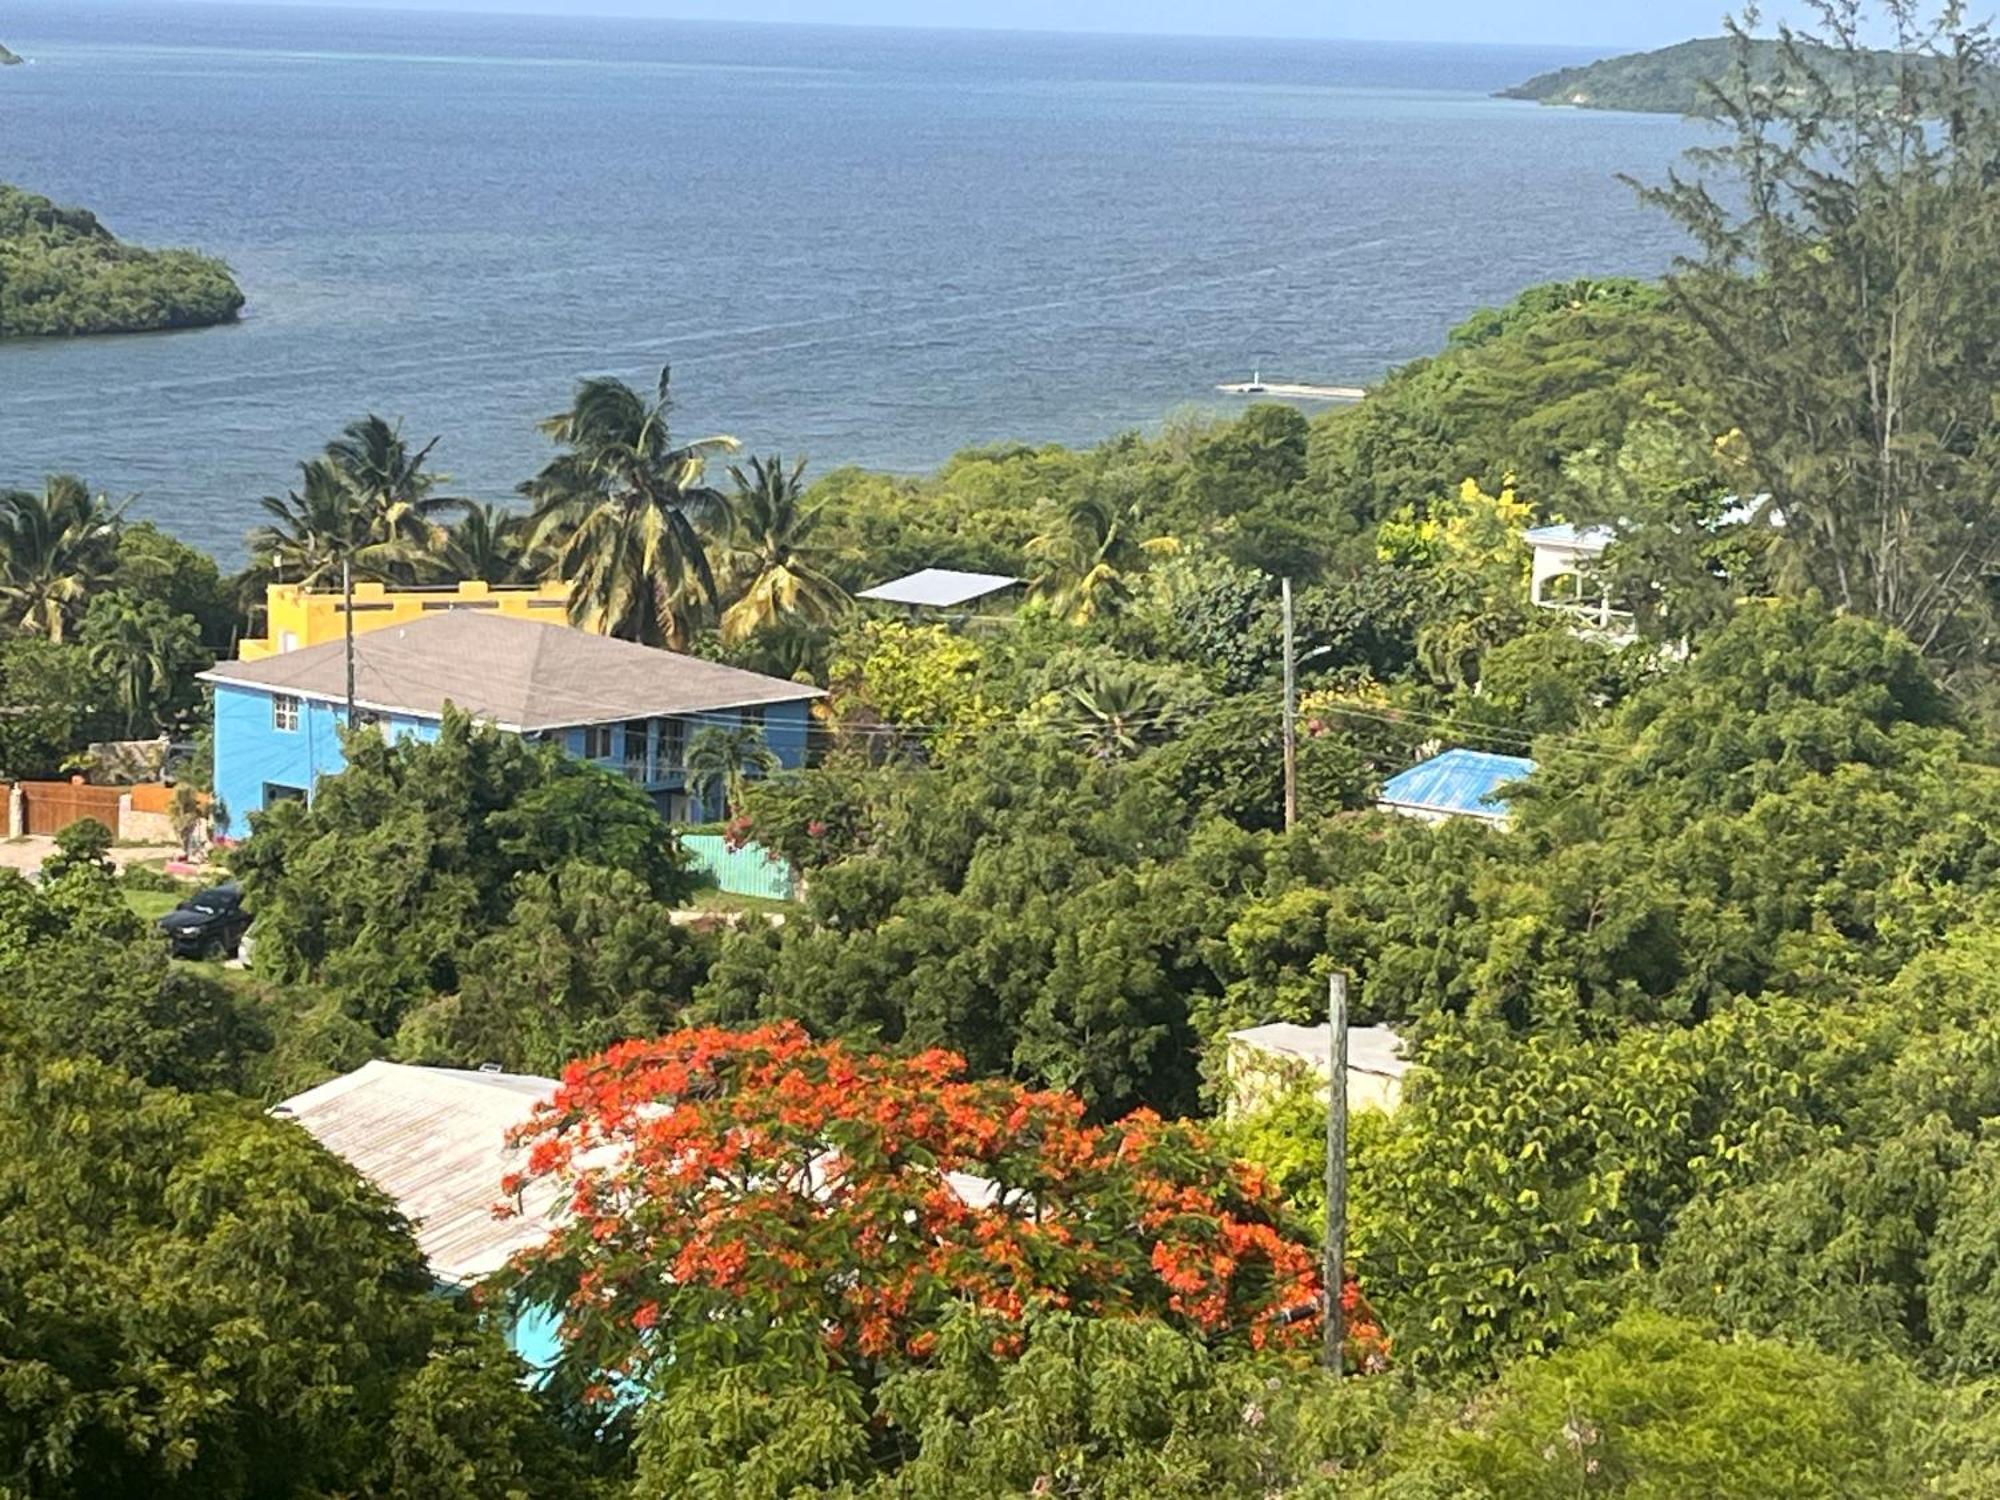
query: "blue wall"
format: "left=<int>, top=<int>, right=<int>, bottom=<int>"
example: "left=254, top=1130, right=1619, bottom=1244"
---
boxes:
left=214, top=687, right=813, bottom=832
left=211, top=685, right=437, bottom=836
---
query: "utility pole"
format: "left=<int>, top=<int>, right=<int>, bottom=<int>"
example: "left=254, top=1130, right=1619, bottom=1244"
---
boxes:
left=342, top=552, right=356, bottom=726
left=1281, top=577, right=1297, bottom=832
left=1322, top=969, right=1350, bottom=1374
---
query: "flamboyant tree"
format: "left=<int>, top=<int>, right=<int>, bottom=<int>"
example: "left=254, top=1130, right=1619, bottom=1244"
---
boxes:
left=493, top=1024, right=1382, bottom=1414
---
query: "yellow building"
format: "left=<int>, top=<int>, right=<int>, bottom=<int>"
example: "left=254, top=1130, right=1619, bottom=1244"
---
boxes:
left=240, top=580, right=576, bottom=660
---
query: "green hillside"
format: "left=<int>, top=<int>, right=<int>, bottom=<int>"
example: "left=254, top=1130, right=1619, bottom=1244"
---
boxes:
left=0, top=184, right=244, bottom=339
left=1499, top=35, right=1928, bottom=115
left=0, top=43, right=22, bottom=66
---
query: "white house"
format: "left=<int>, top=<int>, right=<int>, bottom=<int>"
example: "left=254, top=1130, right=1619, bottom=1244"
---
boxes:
left=1223, top=1021, right=1411, bottom=1119
left=1523, top=522, right=1630, bottom=635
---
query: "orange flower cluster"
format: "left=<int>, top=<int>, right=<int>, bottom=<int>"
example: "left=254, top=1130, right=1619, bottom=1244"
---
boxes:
left=495, top=1024, right=1385, bottom=1382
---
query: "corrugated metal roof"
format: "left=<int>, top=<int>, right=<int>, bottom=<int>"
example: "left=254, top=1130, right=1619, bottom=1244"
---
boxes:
left=273, top=1060, right=564, bottom=1285
left=1378, top=748, right=1535, bottom=823
left=1228, top=1022, right=1409, bottom=1080
left=200, top=611, right=822, bottom=730
left=856, top=568, right=1022, bottom=608
left=1523, top=522, right=1615, bottom=554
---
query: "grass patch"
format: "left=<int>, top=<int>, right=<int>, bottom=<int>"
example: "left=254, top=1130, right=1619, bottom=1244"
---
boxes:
left=125, top=888, right=185, bottom=923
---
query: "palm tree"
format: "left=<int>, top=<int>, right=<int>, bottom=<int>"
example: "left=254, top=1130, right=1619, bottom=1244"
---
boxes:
left=248, top=457, right=355, bottom=589
left=247, top=415, right=455, bottom=718
left=522, top=367, right=737, bottom=648
left=411, top=502, right=530, bottom=585
left=0, top=475, right=124, bottom=642
left=1025, top=494, right=1179, bottom=624
left=83, top=594, right=201, bottom=735
left=1061, top=665, right=1172, bottom=760
left=718, top=455, right=850, bottom=644
left=684, top=723, right=781, bottom=820
left=325, top=415, right=450, bottom=543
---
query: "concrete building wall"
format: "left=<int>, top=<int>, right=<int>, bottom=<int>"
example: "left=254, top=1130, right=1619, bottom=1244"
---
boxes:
left=240, top=580, right=573, bottom=660
left=212, top=684, right=439, bottom=831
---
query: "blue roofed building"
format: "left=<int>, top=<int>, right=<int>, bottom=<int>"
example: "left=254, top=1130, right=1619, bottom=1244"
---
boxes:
left=199, top=611, right=822, bottom=827
left=1377, top=748, right=1534, bottom=826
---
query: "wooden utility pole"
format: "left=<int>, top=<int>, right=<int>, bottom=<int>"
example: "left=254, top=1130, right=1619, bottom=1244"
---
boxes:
left=342, top=552, right=357, bottom=726
left=1281, top=577, right=1297, bottom=832
left=1323, top=969, right=1350, bottom=1373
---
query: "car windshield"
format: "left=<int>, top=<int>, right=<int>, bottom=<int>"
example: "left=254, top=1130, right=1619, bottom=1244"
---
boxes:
left=188, top=891, right=232, bottom=914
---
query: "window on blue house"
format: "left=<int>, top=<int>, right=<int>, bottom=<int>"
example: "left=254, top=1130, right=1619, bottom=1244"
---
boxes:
left=581, top=724, right=613, bottom=759
left=741, top=703, right=766, bottom=731
left=659, top=717, right=686, bottom=770
left=272, top=694, right=301, bottom=732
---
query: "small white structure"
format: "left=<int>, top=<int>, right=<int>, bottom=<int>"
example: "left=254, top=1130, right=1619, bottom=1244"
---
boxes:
left=1524, top=522, right=1630, bottom=634
left=857, top=568, right=1022, bottom=612
left=273, top=1060, right=562, bottom=1285
left=1224, top=1021, right=1411, bottom=1120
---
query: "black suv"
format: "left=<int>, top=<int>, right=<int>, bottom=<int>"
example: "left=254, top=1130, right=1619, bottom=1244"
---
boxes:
left=158, top=882, right=250, bottom=960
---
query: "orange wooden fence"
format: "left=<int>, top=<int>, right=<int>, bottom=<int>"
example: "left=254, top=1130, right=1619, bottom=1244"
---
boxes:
left=128, top=783, right=175, bottom=815
left=20, top=779, right=127, bottom=838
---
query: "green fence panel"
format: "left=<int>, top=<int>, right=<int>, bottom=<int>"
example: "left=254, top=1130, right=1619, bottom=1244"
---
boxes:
left=680, top=834, right=797, bottom=902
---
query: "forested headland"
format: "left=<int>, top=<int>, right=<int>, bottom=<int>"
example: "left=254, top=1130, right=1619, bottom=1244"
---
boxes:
left=0, top=183, right=244, bottom=338
left=16, top=2, right=2000, bottom=1495
left=1499, top=32, right=1953, bottom=115
left=0, top=42, right=22, bottom=66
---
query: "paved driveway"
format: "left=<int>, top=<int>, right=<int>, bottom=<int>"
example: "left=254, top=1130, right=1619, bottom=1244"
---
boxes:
left=0, top=838, right=183, bottom=876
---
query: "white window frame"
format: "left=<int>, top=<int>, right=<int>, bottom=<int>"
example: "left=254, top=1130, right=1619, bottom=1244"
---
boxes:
left=582, top=724, right=614, bottom=759
left=272, top=694, right=301, bottom=733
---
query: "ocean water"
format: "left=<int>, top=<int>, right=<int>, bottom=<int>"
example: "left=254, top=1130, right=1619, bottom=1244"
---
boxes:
left=0, top=1, right=1705, bottom=559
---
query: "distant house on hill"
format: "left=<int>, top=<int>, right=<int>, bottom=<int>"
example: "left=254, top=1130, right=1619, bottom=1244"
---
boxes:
left=1378, top=748, right=1534, bottom=826
left=1524, top=522, right=1631, bottom=636
left=200, top=611, right=822, bottom=823
left=1223, top=1021, right=1411, bottom=1119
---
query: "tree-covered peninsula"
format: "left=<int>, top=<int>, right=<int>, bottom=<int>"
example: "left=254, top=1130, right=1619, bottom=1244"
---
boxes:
left=1499, top=35, right=1930, bottom=115
left=0, top=43, right=23, bottom=66
left=0, top=184, right=244, bottom=339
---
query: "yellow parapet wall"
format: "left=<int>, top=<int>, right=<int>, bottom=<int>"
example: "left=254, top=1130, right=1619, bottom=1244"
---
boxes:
left=240, top=579, right=576, bottom=659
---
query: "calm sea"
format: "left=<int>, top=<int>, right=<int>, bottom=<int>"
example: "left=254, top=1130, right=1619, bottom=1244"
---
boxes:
left=0, top=1, right=1703, bottom=560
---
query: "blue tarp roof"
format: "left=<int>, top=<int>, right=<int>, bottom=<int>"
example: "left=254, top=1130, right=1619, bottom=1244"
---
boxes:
left=1378, top=749, right=1535, bottom=823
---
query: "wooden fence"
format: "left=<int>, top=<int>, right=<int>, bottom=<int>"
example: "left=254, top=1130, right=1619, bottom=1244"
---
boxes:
left=20, top=779, right=127, bottom=838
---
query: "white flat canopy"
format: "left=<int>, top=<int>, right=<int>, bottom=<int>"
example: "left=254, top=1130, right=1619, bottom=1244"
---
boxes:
left=857, top=568, right=1022, bottom=609
left=1229, top=1022, right=1410, bottom=1080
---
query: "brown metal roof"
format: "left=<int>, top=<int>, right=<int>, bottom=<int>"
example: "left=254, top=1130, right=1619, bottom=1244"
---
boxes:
left=273, top=1060, right=565, bottom=1285
left=199, top=611, right=823, bottom=731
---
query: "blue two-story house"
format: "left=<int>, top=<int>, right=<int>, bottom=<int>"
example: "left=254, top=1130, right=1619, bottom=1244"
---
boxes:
left=199, top=611, right=821, bottom=827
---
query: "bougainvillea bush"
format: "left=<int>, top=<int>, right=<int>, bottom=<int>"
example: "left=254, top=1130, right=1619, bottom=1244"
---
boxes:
left=492, top=1023, right=1382, bottom=1413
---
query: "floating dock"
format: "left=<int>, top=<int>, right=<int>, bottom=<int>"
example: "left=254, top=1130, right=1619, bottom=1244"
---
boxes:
left=1216, top=377, right=1367, bottom=402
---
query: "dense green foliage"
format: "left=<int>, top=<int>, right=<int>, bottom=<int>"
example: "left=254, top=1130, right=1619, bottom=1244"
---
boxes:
left=233, top=711, right=705, bottom=1086
left=0, top=1045, right=589, bottom=1499
left=0, top=183, right=243, bottom=339
left=0, top=487, right=229, bottom=770
left=11, top=4, right=2000, bottom=1492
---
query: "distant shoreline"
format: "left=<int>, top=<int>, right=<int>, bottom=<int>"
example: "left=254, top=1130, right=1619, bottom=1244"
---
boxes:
left=1497, top=35, right=1942, bottom=117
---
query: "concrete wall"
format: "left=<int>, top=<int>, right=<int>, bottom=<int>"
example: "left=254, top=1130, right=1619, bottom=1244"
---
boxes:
left=240, top=579, right=573, bottom=660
